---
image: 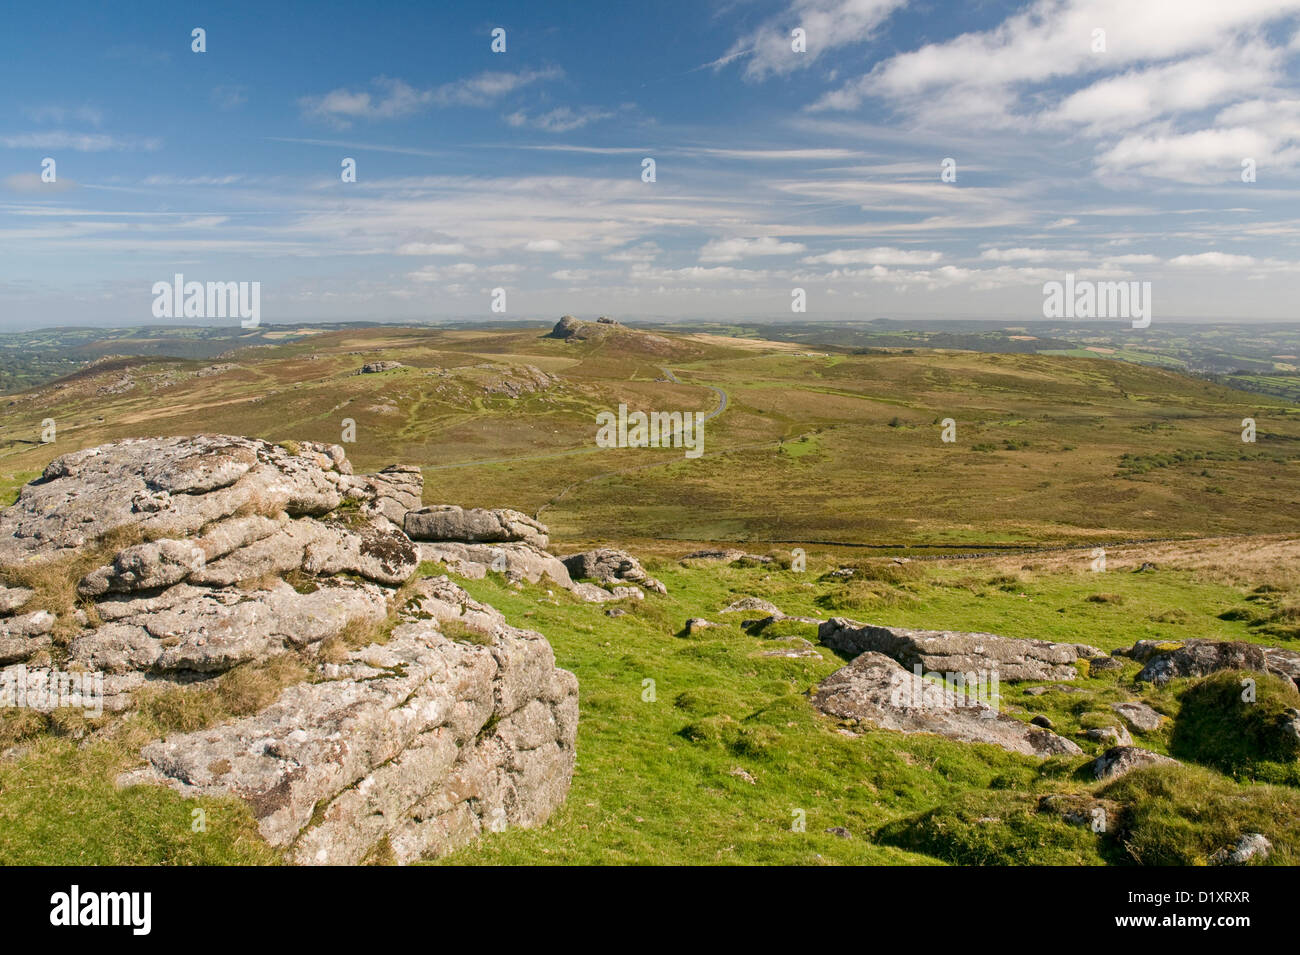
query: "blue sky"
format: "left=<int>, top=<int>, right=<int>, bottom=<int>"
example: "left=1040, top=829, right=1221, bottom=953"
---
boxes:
left=4, top=0, right=1300, bottom=329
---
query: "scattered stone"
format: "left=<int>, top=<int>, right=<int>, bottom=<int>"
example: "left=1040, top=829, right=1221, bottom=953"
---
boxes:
left=825, top=827, right=852, bottom=839
left=685, top=618, right=715, bottom=635
left=0, top=586, right=34, bottom=615
left=1024, top=686, right=1049, bottom=697
left=1090, top=746, right=1178, bottom=781
left=728, top=766, right=756, bottom=785
left=681, top=548, right=771, bottom=565
left=1125, top=639, right=1300, bottom=690
left=561, top=548, right=666, bottom=595
left=605, top=608, right=627, bottom=618
left=1210, top=833, right=1272, bottom=866
left=1111, top=701, right=1165, bottom=733
left=1084, top=724, right=1133, bottom=747
left=720, top=597, right=782, bottom=616
left=811, top=652, right=1082, bottom=758
left=819, top=617, right=1101, bottom=682
left=1037, top=793, right=1116, bottom=828
left=1030, top=715, right=1053, bottom=729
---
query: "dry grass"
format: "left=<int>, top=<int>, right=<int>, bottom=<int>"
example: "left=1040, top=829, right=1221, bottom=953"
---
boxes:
left=0, top=525, right=147, bottom=642
left=129, top=653, right=310, bottom=740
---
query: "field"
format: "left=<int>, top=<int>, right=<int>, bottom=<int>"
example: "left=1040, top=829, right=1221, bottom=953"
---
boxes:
left=3, top=321, right=1299, bottom=549
left=2, top=320, right=1300, bottom=865
left=4, top=538, right=1300, bottom=865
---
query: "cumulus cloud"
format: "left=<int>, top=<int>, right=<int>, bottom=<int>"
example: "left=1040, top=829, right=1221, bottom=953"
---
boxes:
left=806, top=0, right=1300, bottom=181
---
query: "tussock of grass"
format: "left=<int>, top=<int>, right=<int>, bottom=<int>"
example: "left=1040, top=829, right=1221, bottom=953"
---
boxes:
left=1101, top=763, right=1300, bottom=865
left=876, top=790, right=1109, bottom=866
left=1170, top=670, right=1300, bottom=785
left=132, top=655, right=309, bottom=738
left=0, top=737, right=279, bottom=865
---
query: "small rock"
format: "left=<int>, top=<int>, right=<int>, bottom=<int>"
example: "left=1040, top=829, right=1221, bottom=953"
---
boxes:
left=824, top=827, right=852, bottom=839
left=1084, top=724, right=1133, bottom=747
left=1090, top=745, right=1177, bottom=781
left=1210, top=832, right=1272, bottom=866
left=720, top=597, right=782, bottom=616
left=1030, top=715, right=1053, bottom=729
left=1111, top=701, right=1164, bottom=733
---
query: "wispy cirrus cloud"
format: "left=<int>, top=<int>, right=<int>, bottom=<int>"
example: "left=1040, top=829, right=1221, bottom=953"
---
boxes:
left=718, top=0, right=906, bottom=81
left=300, top=69, right=563, bottom=126
left=505, top=105, right=616, bottom=132
left=0, top=131, right=160, bottom=151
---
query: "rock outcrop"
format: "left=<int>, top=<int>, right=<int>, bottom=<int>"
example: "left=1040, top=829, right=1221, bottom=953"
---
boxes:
left=121, top=575, right=577, bottom=865
left=405, top=512, right=659, bottom=603
left=355, top=361, right=404, bottom=374
left=812, top=651, right=1082, bottom=757
left=1090, top=745, right=1178, bottom=781
left=819, top=617, right=1104, bottom=682
left=561, top=548, right=666, bottom=595
left=406, top=505, right=550, bottom=550
left=1122, top=639, right=1300, bottom=690
left=0, top=434, right=579, bottom=864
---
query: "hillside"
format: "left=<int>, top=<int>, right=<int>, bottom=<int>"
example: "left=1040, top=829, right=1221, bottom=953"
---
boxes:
left=2, top=320, right=1300, bottom=868
left=2, top=320, right=1297, bottom=551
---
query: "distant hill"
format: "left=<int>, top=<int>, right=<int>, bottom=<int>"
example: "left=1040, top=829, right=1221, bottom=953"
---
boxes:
left=3, top=320, right=1299, bottom=549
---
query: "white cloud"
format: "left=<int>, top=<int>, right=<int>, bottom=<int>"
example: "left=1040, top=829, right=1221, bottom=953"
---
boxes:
left=1168, top=251, right=1263, bottom=268
left=0, top=131, right=159, bottom=151
left=3, top=173, right=76, bottom=194
left=211, top=86, right=248, bottom=111
left=396, top=241, right=468, bottom=255
left=979, top=247, right=1088, bottom=262
left=505, top=106, right=614, bottom=132
left=301, top=69, right=562, bottom=126
left=700, top=236, right=807, bottom=261
left=808, top=0, right=1300, bottom=182
left=802, top=246, right=942, bottom=266
left=721, top=0, right=907, bottom=81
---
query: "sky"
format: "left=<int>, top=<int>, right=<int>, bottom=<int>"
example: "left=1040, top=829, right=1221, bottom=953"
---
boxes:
left=4, top=0, right=1300, bottom=329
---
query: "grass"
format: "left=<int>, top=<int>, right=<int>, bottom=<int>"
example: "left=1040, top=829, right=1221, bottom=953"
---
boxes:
left=3, top=324, right=1300, bottom=548
left=1, top=324, right=1299, bottom=864
left=0, top=538, right=1296, bottom=865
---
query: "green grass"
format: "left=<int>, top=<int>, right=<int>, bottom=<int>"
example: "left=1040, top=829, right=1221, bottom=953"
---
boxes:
left=0, top=547, right=1296, bottom=865
left=0, top=738, right=278, bottom=865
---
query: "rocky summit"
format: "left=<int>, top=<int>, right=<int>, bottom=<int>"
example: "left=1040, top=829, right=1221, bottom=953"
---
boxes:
left=0, top=434, right=582, bottom=864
